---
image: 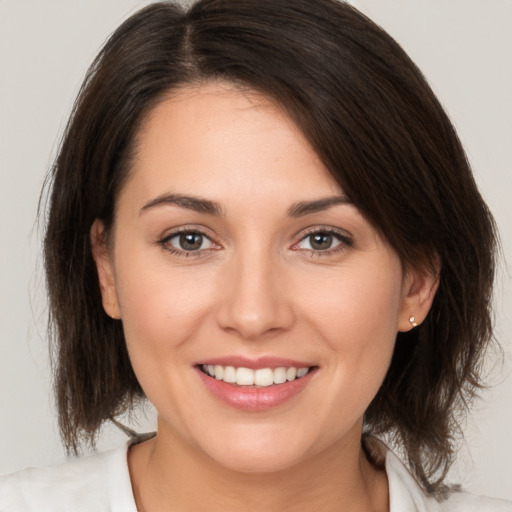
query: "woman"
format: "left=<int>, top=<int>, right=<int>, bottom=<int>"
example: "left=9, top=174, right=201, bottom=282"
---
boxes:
left=1, top=0, right=510, bottom=510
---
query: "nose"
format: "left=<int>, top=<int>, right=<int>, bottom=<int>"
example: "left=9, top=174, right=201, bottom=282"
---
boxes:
left=215, top=248, right=295, bottom=341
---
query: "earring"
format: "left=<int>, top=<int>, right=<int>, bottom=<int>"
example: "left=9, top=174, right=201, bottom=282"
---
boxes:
left=409, top=316, right=418, bottom=327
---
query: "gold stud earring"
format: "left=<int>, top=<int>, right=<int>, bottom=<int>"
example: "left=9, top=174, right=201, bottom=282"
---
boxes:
left=409, top=316, right=418, bottom=327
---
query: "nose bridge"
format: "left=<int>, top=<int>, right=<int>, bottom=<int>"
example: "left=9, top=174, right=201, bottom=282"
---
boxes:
left=216, top=241, right=293, bottom=339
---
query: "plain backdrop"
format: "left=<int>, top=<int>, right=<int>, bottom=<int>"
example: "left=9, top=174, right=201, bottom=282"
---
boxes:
left=1, top=0, right=511, bottom=502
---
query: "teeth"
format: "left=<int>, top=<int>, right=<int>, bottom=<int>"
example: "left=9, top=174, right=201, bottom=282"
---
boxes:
left=273, top=367, right=287, bottom=384
left=214, top=365, right=224, bottom=380
left=286, top=367, right=297, bottom=381
left=254, top=368, right=273, bottom=387
left=236, top=367, right=255, bottom=385
left=297, top=367, right=309, bottom=378
left=201, top=365, right=311, bottom=386
left=223, top=366, right=236, bottom=383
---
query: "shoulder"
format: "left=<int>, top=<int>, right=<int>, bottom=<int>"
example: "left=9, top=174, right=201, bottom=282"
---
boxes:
left=0, top=442, right=137, bottom=512
left=380, top=441, right=512, bottom=512
left=439, top=492, right=512, bottom=512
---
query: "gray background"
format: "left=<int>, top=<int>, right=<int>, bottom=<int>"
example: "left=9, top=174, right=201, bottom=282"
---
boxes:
left=1, top=0, right=511, bottom=501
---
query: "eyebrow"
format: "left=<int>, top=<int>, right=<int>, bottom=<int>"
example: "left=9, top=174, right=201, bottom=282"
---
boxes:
left=140, top=192, right=352, bottom=217
left=287, top=195, right=353, bottom=217
left=140, top=193, right=224, bottom=216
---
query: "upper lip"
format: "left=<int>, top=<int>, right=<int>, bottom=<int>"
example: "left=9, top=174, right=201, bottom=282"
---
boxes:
left=195, top=355, right=315, bottom=370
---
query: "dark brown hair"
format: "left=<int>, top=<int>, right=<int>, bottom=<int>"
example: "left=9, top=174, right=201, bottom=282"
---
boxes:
left=43, top=0, right=497, bottom=496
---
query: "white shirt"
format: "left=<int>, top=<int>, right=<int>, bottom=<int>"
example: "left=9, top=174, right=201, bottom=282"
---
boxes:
left=1, top=440, right=510, bottom=511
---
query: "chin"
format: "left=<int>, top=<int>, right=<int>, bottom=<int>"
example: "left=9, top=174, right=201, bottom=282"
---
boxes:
left=195, top=426, right=317, bottom=475
left=211, top=447, right=304, bottom=475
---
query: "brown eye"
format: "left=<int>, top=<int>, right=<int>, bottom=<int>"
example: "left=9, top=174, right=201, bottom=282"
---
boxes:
left=297, top=231, right=342, bottom=251
left=164, top=230, right=214, bottom=252
left=179, top=232, right=204, bottom=251
left=293, top=228, right=353, bottom=255
left=309, top=233, right=333, bottom=250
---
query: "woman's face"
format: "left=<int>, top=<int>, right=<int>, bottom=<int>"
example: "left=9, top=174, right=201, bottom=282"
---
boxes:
left=94, top=82, right=431, bottom=472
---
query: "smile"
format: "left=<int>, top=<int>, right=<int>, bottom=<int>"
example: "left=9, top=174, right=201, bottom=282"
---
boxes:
left=200, top=364, right=311, bottom=387
left=196, top=360, right=317, bottom=411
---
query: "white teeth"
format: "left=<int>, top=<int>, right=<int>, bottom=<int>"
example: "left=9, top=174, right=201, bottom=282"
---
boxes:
left=254, top=368, right=274, bottom=387
left=274, top=367, right=287, bottom=384
left=214, top=365, right=224, bottom=380
left=286, top=367, right=297, bottom=381
left=297, top=367, right=309, bottom=378
left=236, top=367, right=255, bottom=385
left=223, top=366, right=236, bottom=383
left=201, top=364, right=311, bottom=386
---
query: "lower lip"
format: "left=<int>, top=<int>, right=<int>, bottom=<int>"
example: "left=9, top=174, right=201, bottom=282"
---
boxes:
left=196, top=367, right=316, bottom=411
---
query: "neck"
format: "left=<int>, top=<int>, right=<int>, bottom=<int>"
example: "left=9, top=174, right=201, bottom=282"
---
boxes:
left=128, top=420, right=388, bottom=512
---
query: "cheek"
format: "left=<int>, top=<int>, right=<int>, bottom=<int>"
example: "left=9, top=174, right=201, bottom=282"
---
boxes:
left=297, top=260, right=402, bottom=407
left=112, top=254, right=222, bottom=419
left=303, top=260, right=402, bottom=342
left=112, top=249, right=217, bottom=363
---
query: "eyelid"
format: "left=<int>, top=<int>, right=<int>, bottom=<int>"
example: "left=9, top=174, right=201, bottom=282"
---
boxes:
left=156, top=224, right=353, bottom=258
left=158, top=226, right=222, bottom=257
left=159, top=224, right=218, bottom=242
left=290, top=226, right=353, bottom=253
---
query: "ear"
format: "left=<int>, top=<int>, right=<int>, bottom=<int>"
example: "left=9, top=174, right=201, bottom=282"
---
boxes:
left=397, top=258, right=440, bottom=332
left=90, top=219, right=121, bottom=319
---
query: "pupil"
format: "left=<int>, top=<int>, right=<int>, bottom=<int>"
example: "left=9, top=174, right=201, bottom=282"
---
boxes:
left=180, top=232, right=202, bottom=251
left=311, top=233, right=332, bottom=250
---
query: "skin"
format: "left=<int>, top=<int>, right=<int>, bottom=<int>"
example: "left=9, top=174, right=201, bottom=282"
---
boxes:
left=92, top=81, right=438, bottom=512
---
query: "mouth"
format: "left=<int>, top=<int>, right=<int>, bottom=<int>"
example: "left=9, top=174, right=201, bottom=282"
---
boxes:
left=198, top=364, right=315, bottom=387
left=195, top=356, right=318, bottom=410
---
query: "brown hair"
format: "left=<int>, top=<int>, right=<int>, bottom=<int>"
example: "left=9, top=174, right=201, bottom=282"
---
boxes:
left=43, top=0, right=497, bottom=496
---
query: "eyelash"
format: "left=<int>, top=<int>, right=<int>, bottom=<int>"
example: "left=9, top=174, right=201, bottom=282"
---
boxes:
left=158, top=228, right=218, bottom=258
left=293, top=227, right=353, bottom=256
left=158, top=227, right=353, bottom=259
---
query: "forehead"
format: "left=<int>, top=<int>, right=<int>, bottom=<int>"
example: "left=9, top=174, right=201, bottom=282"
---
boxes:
left=122, top=81, right=342, bottom=208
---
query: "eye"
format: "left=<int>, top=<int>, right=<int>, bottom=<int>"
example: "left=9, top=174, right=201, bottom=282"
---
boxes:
left=162, top=230, right=216, bottom=253
left=298, top=232, right=340, bottom=251
left=293, top=229, right=351, bottom=253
